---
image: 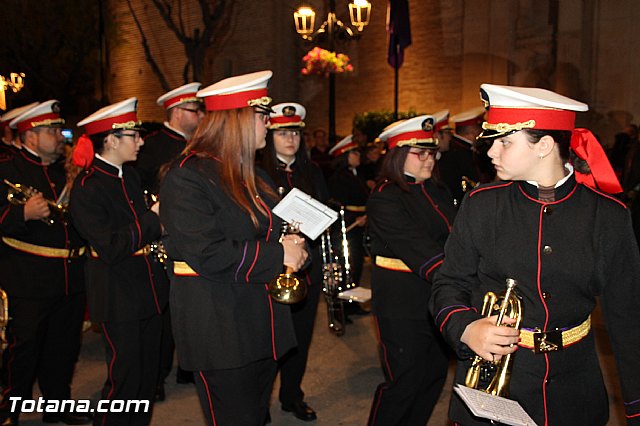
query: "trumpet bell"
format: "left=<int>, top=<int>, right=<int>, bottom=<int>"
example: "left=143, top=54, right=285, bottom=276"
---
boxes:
left=268, top=274, right=307, bottom=304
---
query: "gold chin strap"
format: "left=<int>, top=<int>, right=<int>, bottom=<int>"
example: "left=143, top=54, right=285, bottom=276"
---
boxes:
left=111, top=120, right=142, bottom=130
left=30, top=118, right=66, bottom=128
left=482, top=119, right=536, bottom=133
left=247, top=96, right=272, bottom=107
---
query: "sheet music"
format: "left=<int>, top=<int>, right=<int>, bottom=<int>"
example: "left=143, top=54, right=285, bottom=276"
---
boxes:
left=272, top=188, right=338, bottom=240
left=454, top=385, right=538, bottom=426
left=338, top=287, right=372, bottom=303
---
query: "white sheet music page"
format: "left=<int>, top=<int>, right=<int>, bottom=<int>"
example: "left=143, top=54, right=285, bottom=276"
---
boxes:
left=272, top=188, right=338, bottom=240
left=454, top=385, right=538, bottom=426
left=338, top=287, right=372, bottom=302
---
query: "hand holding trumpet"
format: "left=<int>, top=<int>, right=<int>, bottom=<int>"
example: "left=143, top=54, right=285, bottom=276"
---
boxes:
left=281, top=234, right=308, bottom=272
left=23, top=192, right=52, bottom=222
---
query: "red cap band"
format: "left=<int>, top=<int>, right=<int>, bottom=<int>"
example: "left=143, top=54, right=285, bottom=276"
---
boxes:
left=16, top=113, right=61, bottom=133
left=485, top=107, right=576, bottom=131
left=269, top=115, right=302, bottom=125
left=83, top=112, right=139, bottom=135
left=163, top=93, right=199, bottom=109
left=203, top=89, right=268, bottom=111
left=387, top=130, right=434, bottom=150
left=331, top=141, right=357, bottom=157
left=434, top=121, right=448, bottom=132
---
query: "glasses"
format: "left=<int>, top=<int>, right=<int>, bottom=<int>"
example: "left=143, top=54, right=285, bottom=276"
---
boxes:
left=115, top=131, right=141, bottom=141
left=36, top=127, right=63, bottom=136
left=255, top=111, right=270, bottom=125
left=408, top=150, right=437, bottom=160
left=274, top=130, right=300, bottom=138
left=178, top=106, right=204, bottom=115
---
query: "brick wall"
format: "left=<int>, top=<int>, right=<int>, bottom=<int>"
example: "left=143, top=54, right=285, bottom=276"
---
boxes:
left=106, top=0, right=640, bottom=146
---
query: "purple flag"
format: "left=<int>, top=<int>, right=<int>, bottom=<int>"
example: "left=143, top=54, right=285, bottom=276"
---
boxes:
left=387, top=0, right=412, bottom=68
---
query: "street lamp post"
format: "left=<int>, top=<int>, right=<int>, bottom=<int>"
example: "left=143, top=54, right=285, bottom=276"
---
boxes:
left=293, top=0, right=371, bottom=144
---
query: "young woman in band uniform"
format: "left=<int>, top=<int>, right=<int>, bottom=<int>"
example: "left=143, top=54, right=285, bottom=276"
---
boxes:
left=367, top=115, right=456, bottom=425
left=159, top=71, right=308, bottom=426
left=430, top=84, right=640, bottom=425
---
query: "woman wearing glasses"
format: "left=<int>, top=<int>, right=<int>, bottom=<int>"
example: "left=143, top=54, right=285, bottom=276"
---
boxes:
left=367, top=115, right=456, bottom=426
left=69, top=98, right=169, bottom=426
left=159, top=72, right=308, bottom=426
left=259, top=102, right=329, bottom=421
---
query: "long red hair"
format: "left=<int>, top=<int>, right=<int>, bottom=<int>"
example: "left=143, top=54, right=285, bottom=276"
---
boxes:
left=185, top=107, right=276, bottom=227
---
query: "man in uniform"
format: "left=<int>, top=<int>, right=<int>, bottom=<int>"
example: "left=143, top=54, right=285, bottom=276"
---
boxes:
left=135, top=83, right=203, bottom=398
left=438, top=106, right=484, bottom=205
left=135, top=82, right=203, bottom=194
left=0, top=103, right=39, bottom=156
left=0, top=101, right=89, bottom=425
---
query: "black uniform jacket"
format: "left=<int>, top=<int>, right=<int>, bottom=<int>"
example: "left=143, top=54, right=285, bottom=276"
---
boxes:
left=69, top=157, right=168, bottom=322
left=430, top=175, right=640, bottom=425
left=159, top=153, right=296, bottom=371
left=438, top=135, right=479, bottom=204
left=0, top=149, right=85, bottom=298
left=328, top=167, right=369, bottom=225
left=136, top=125, right=187, bottom=193
left=368, top=177, right=456, bottom=320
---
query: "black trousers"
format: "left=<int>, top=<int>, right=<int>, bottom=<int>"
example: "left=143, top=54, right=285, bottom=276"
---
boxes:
left=194, top=358, right=277, bottom=426
left=0, top=293, right=84, bottom=421
left=94, top=315, right=162, bottom=426
left=277, top=267, right=322, bottom=406
left=368, top=315, right=449, bottom=426
left=158, top=305, right=175, bottom=382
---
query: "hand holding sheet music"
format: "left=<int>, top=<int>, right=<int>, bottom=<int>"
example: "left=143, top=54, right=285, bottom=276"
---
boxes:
left=272, top=188, right=338, bottom=240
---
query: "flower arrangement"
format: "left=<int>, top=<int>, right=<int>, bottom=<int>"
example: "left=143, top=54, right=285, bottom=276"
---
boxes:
left=301, top=47, right=354, bottom=77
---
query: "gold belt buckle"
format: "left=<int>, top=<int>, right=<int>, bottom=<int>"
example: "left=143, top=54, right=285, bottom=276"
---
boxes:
left=533, top=329, right=563, bottom=353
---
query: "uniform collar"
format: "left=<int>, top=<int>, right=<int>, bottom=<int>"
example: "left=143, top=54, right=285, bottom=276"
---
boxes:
left=95, top=154, right=123, bottom=177
left=164, top=122, right=188, bottom=139
left=276, top=154, right=296, bottom=170
left=22, top=145, right=42, bottom=162
left=519, top=165, right=577, bottom=201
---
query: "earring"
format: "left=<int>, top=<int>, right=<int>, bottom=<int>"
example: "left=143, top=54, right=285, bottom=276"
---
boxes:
left=539, top=153, right=544, bottom=159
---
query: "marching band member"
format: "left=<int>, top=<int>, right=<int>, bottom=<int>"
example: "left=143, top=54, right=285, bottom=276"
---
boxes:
left=136, top=82, right=203, bottom=194
left=367, top=116, right=455, bottom=426
left=430, top=84, right=640, bottom=425
left=439, top=107, right=484, bottom=204
left=0, top=103, right=39, bottom=155
left=260, top=102, right=328, bottom=421
left=0, top=101, right=89, bottom=425
left=69, top=98, right=168, bottom=426
left=159, top=71, right=307, bottom=426
left=135, top=82, right=204, bottom=397
left=327, top=136, right=369, bottom=295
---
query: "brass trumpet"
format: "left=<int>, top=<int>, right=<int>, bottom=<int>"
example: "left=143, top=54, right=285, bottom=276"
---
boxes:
left=267, top=220, right=308, bottom=304
left=465, top=278, right=522, bottom=397
left=3, top=179, right=67, bottom=225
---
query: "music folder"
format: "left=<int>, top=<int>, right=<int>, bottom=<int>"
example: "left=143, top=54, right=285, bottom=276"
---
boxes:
left=454, top=385, right=538, bottom=426
left=272, top=188, right=338, bottom=240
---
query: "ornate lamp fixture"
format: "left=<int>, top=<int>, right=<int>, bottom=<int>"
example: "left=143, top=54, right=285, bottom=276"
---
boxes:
left=293, top=1, right=372, bottom=144
left=0, top=73, right=26, bottom=111
left=293, top=0, right=371, bottom=42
